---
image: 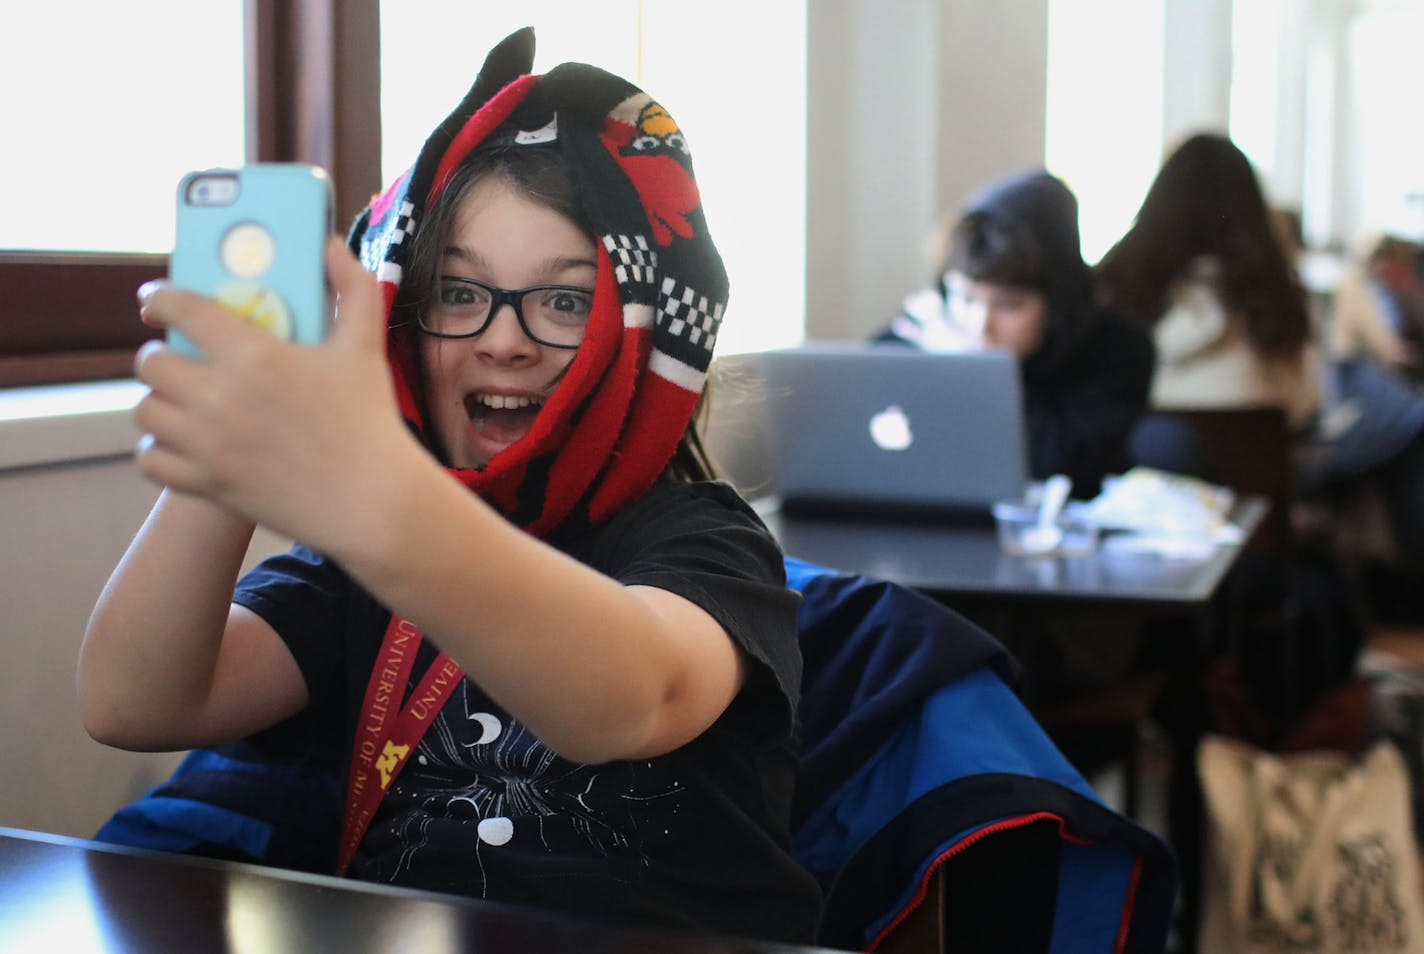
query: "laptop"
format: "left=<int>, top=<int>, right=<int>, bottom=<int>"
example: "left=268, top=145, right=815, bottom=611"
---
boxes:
left=714, top=343, right=1029, bottom=520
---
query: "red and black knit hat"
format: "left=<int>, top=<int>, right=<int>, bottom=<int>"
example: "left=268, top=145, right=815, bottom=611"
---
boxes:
left=348, top=28, right=726, bottom=540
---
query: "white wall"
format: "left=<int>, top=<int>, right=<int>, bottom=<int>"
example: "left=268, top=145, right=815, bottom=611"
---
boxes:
left=806, top=0, right=1049, bottom=341
left=0, top=451, right=288, bottom=837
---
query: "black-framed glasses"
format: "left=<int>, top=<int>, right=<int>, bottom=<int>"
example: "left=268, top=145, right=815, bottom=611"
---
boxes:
left=417, top=276, right=594, bottom=349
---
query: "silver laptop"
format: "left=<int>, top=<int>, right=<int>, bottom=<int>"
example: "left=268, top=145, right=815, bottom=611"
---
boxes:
left=709, top=343, right=1028, bottom=518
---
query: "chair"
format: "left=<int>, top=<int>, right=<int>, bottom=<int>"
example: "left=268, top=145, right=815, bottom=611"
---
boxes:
left=1128, top=406, right=1294, bottom=550
left=786, top=557, right=1178, bottom=953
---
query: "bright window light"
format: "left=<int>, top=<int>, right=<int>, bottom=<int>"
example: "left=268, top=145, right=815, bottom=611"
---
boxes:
left=1044, top=0, right=1164, bottom=264
left=0, top=2, right=245, bottom=253
left=1346, top=1, right=1424, bottom=238
left=1228, top=0, right=1283, bottom=176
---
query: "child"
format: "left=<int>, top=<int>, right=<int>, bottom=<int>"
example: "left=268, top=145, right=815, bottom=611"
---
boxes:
left=78, top=29, right=822, bottom=943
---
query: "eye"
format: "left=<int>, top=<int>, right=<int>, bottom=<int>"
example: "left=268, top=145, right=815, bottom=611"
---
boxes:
left=664, top=133, right=687, bottom=152
left=535, top=288, right=594, bottom=323
left=632, top=134, right=660, bottom=151
left=437, top=279, right=488, bottom=308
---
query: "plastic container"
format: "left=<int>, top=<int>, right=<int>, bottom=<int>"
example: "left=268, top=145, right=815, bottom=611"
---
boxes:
left=992, top=501, right=1100, bottom=557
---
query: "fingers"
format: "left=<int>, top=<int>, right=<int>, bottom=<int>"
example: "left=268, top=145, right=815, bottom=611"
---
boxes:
left=325, top=237, right=387, bottom=352
left=137, top=280, right=168, bottom=329
left=133, top=385, right=195, bottom=448
left=141, top=282, right=266, bottom=359
left=133, top=337, right=208, bottom=403
left=133, top=431, right=209, bottom=494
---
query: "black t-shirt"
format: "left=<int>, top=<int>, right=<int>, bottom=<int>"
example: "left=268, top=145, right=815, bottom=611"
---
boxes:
left=232, top=480, right=823, bottom=944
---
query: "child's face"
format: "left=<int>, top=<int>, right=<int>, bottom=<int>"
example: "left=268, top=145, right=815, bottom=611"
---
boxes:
left=945, top=272, right=1048, bottom=359
left=419, top=177, right=597, bottom=469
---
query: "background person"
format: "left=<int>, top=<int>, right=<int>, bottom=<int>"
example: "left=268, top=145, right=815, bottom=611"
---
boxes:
left=1330, top=230, right=1424, bottom=378
left=1095, top=132, right=1319, bottom=436
left=877, top=169, right=1154, bottom=500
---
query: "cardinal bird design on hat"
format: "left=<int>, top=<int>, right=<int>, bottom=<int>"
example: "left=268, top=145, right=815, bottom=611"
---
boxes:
left=600, top=95, right=700, bottom=246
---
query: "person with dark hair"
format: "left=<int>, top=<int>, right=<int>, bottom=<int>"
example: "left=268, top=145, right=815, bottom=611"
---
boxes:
left=77, top=29, right=822, bottom=943
left=878, top=169, right=1154, bottom=499
left=1331, top=232, right=1424, bottom=377
left=1095, top=132, right=1320, bottom=430
left=1100, top=132, right=1424, bottom=607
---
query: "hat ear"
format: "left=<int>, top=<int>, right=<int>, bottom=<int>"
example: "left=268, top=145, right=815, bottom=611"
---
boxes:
left=461, top=27, right=536, bottom=111
left=418, top=28, right=536, bottom=160
left=397, top=26, right=536, bottom=222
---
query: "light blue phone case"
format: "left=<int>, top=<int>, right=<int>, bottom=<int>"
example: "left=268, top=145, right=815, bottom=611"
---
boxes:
left=168, top=164, right=333, bottom=358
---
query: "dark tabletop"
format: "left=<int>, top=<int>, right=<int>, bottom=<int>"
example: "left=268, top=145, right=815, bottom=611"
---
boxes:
left=0, top=828, right=841, bottom=954
left=761, top=497, right=1266, bottom=608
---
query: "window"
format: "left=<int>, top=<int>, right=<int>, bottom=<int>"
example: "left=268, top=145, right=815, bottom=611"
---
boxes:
left=1044, top=0, right=1164, bottom=264
left=1227, top=0, right=1284, bottom=179
left=0, top=4, right=246, bottom=254
left=1, top=0, right=380, bottom=388
left=1343, top=0, right=1424, bottom=241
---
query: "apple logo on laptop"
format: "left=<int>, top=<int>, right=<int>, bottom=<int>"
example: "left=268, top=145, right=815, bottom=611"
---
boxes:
left=869, top=405, right=913, bottom=451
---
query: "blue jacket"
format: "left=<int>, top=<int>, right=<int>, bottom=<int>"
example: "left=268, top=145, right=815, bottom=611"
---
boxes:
left=785, top=557, right=1176, bottom=952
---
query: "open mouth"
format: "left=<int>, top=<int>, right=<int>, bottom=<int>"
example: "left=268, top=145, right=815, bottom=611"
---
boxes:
left=464, top=392, right=546, bottom=447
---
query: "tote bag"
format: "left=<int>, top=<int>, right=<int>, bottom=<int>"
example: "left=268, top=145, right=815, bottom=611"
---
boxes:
left=1200, top=735, right=1424, bottom=953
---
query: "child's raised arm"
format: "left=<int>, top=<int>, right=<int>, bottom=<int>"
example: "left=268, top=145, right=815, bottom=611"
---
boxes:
left=326, top=460, right=748, bottom=765
left=77, top=490, right=308, bottom=750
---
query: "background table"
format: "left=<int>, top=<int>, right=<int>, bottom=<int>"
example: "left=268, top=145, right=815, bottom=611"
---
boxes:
left=761, top=497, right=1266, bottom=609
left=0, top=828, right=839, bottom=954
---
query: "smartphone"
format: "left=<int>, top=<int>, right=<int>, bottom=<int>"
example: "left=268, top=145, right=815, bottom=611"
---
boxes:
left=168, top=163, right=333, bottom=358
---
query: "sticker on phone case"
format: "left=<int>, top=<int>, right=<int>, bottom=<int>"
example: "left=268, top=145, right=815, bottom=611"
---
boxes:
left=214, top=282, right=293, bottom=339
left=220, top=223, right=277, bottom=278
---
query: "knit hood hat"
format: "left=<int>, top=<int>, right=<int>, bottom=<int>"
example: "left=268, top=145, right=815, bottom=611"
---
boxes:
left=348, top=28, right=726, bottom=539
left=958, top=170, right=1097, bottom=379
left=889, top=170, right=1096, bottom=380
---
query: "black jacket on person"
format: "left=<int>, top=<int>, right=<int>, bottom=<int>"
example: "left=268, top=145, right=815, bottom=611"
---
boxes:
left=876, top=171, right=1154, bottom=498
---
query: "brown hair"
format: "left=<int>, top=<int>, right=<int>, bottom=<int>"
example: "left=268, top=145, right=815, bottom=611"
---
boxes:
left=1095, top=133, right=1310, bottom=360
left=943, top=211, right=1048, bottom=292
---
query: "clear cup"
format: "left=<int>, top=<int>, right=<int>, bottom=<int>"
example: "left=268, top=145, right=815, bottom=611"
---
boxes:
left=992, top=501, right=1100, bottom=557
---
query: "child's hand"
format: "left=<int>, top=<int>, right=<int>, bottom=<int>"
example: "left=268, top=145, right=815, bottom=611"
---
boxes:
left=132, top=238, right=420, bottom=549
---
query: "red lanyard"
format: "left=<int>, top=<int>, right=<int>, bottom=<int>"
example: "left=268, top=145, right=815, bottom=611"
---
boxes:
left=338, top=613, right=465, bottom=876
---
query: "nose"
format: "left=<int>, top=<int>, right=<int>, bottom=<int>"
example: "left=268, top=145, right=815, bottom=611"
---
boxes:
left=474, top=302, right=540, bottom=364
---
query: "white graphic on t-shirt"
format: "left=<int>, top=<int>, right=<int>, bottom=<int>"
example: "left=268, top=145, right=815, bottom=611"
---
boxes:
left=378, top=681, right=685, bottom=893
left=477, top=817, right=514, bottom=845
left=468, top=711, right=503, bottom=745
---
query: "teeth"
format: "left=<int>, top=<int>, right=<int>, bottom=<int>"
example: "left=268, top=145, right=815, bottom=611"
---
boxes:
left=474, top=394, right=543, bottom=411
left=465, top=393, right=544, bottom=433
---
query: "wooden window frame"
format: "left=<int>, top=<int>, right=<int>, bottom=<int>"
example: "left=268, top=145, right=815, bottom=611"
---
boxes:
left=0, top=0, right=380, bottom=389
